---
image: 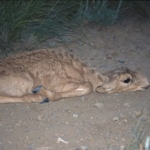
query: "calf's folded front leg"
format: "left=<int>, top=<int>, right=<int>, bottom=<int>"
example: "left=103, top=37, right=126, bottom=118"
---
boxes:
left=33, top=82, right=93, bottom=102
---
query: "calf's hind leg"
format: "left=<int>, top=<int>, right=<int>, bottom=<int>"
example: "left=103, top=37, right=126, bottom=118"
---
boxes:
left=33, top=82, right=93, bottom=102
left=0, top=94, right=45, bottom=104
left=0, top=72, right=45, bottom=103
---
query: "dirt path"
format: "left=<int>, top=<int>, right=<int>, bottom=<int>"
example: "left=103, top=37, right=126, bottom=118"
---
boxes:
left=0, top=16, right=150, bottom=150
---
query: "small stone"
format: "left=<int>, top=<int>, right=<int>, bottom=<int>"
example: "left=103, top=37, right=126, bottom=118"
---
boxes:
left=81, top=145, right=88, bottom=150
left=121, top=138, right=126, bottom=141
left=118, top=60, right=125, bottom=63
left=133, top=111, right=142, bottom=117
left=142, top=108, right=149, bottom=115
left=131, top=113, right=136, bottom=118
left=75, top=148, right=80, bottom=150
left=120, top=145, right=125, bottom=150
left=140, top=116, right=147, bottom=121
left=73, top=114, right=78, bottom=118
left=113, top=116, right=119, bottom=121
left=36, top=147, right=50, bottom=150
left=107, top=56, right=112, bottom=59
left=124, top=103, right=130, bottom=107
left=38, top=115, right=43, bottom=121
left=7, top=141, right=12, bottom=144
left=111, top=52, right=118, bottom=56
left=123, top=119, right=128, bottom=123
left=119, top=114, right=124, bottom=118
left=15, top=123, right=20, bottom=126
left=81, top=96, right=85, bottom=101
left=65, top=122, right=69, bottom=125
left=28, top=145, right=33, bottom=149
left=117, top=121, right=122, bottom=125
left=100, top=65, right=107, bottom=68
left=94, top=102, right=104, bottom=109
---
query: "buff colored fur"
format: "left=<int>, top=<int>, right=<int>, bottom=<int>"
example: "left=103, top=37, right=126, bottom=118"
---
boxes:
left=0, top=49, right=149, bottom=103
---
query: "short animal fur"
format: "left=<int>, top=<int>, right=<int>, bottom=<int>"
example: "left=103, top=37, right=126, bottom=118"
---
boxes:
left=0, top=49, right=149, bottom=103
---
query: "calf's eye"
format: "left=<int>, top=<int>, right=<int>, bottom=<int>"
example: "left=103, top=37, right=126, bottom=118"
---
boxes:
left=123, top=78, right=131, bottom=83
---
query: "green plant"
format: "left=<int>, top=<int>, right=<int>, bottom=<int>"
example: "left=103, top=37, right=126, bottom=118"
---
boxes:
left=0, top=0, right=45, bottom=42
left=75, top=0, right=123, bottom=25
left=1, top=0, right=149, bottom=54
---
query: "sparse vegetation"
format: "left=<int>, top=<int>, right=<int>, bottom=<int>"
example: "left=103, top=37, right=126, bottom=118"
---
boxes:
left=0, top=0, right=149, bottom=54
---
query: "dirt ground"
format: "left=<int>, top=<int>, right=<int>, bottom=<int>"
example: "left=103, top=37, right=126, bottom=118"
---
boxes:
left=0, top=15, right=150, bottom=150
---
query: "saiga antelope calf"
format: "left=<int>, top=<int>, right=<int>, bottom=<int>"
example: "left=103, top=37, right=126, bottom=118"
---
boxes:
left=0, top=49, right=149, bottom=103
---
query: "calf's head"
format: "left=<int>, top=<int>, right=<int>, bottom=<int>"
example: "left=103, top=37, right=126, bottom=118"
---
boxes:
left=96, top=67, right=149, bottom=93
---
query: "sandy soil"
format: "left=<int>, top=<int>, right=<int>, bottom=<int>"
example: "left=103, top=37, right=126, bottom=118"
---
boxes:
left=0, top=15, right=150, bottom=150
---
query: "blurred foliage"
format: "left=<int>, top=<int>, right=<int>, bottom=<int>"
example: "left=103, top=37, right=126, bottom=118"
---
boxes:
left=0, top=0, right=149, bottom=54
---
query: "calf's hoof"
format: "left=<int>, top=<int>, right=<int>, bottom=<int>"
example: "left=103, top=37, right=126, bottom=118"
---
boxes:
left=40, top=98, right=50, bottom=104
left=32, top=86, right=42, bottom=94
